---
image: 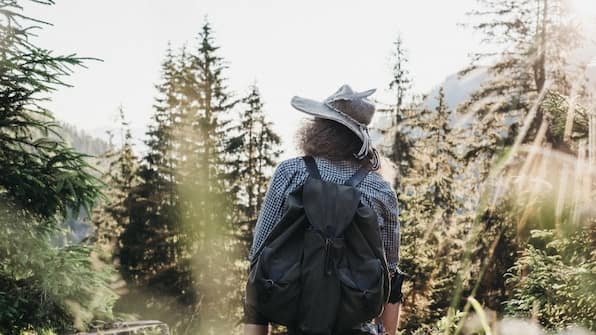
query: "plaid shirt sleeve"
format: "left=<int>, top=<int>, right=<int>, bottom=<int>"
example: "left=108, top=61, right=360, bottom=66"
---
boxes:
left=374, top=187, right=400, bottom=272
left=248, top=160, right=295, bottom=260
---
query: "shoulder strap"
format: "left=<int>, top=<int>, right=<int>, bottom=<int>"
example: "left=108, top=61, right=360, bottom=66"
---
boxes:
left=302, top=156, right=321, bottom=179
left=344, top=163, right=371, bottom=187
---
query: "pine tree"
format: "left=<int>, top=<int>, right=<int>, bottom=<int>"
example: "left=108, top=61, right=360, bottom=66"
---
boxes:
left=448, top=1, right=594, bottom=330
left=93, top=107, right=138, bottom=252
left=117, top=46, right=194, bottom=325
left=181, top=21, right=242, bottom=331
left=254, top=106, right=283, bottom=212
left=389, top=35, right=412, bottom=127
left=226, top=84, right=282, bottom=251
left=118, top=21, right=242, bottom=333
left=0, top=1, right=116, bottom=332
left=174, top=20, right=234, bottom=240
left=384, top=35, right=415, bottom=184
left=461, top=0, right=584, bottom=156
left=399, top=88, right=464, bottom=328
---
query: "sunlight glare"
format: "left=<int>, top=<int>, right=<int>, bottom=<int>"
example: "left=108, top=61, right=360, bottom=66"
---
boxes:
left=570, top=0, right=596, bottom=31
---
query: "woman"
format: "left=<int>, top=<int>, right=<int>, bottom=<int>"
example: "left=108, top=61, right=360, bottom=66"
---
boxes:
left=245, top=85, right=403, bottom=335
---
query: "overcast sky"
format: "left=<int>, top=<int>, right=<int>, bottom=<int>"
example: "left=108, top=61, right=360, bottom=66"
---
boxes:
left=23, top=0, right=595, bottom=157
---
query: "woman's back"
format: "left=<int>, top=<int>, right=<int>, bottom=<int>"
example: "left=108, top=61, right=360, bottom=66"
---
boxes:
left=244, top=85, right=403, bottom=335
left=249, top=156, right=400, bottom=275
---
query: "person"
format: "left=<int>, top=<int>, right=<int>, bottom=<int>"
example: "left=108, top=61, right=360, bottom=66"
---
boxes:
left=244, top=85, right=403, bottom=335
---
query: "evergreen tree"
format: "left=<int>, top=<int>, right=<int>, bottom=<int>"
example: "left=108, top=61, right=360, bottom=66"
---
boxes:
left=0, top=1, right=116, bottom=333
left=182, top=21, right=241, bottom=331
left=93, top=107, right=138, bottom=252
left=461, top=0, right=584, bottom=155
left=446, top=2, right=595, bottom=331
left=174, top=20, right=235, bottom=251
left=254, top=105, right=283, bottom=212
left=399, top=88, right=464, bottom=328
left=226, top=84, right=282, bottom=251
left=384, top=35, right=415, bottom=185
left=117, top=46, right=193, bottom=329
left=118, top=21, right=242, bottom=334
left=389, top=35, right=412, bottom=127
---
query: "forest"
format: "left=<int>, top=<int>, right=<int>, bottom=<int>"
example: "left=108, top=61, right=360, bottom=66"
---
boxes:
left=0, top=0, right=594, bottom=334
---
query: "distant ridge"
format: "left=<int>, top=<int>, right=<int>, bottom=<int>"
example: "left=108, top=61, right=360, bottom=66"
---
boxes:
left=424, top=68, right=488, bottom=110
left=59, top=122, right=111, bottom=157
left=55, top=122, right=111, bottom=244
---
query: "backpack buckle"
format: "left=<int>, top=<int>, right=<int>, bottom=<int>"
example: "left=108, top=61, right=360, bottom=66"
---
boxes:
left=264, top=279, right=274, bottom=290
left=258, top=279, right=275, bottom=302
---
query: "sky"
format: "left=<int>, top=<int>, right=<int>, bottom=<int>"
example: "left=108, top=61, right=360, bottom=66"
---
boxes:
left=22, top=0, right=594, bottom=157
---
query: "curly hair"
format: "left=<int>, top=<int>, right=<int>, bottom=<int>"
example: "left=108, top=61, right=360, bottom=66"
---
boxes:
left=296, top=118, right=379, bottom=169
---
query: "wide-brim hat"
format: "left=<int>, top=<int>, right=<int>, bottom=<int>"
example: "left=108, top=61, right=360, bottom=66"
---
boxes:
left=291, top=84, right=380, bottom=168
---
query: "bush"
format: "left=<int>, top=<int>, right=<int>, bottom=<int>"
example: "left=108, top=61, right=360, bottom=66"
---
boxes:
left=505, top=229, right=596, bottom=331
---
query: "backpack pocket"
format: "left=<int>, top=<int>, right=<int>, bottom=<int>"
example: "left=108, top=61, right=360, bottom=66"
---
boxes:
left=335, top=258, right=385, bottom=331
left=251, top=247, right=302, bottom=325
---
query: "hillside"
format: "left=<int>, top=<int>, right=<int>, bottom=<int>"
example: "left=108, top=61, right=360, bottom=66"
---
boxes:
left=59, top=122, right=111, bottom=157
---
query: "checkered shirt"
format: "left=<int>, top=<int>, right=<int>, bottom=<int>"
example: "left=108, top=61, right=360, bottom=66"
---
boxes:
left=249, top=156, right=401, bottom=274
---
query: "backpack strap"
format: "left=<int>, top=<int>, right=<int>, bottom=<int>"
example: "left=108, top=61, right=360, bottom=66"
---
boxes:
left=303, top=156, right=321, bottom=179
left=344, top=163, right=371, bottom=187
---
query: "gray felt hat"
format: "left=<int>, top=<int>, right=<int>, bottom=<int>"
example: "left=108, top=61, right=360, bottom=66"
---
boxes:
left=291, top=84, right=380, bottom=168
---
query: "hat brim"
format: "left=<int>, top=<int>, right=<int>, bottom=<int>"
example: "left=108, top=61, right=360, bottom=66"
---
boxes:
left=291, top=96, right=365, bottom=143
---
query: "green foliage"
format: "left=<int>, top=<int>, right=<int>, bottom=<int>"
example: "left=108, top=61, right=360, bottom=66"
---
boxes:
left=225, top=83, right=282, bottom=252
left=117, top=43, right=199, bottom=333
left=116, top=20, right=249, bottom=334
left=398, top=0, right=596, bottom=333
left=540, top=92, right=590, bottom=147
left=396, top=0, right=593, bottom=331
left=0, top=3, right=102, bottom=219
left=92, top=107, right=138, bottom=251
left=0, top=1, right=116, bottom=333
left=461, top=0, right=583, bottom=150
left=398, top=88, right=471, bottom=329
left=379, top=34, right=415, bottom=180
left=505, top=229, right=596, bottom=331
left=0, top=203, right=117, bottom=334
left=1, top=1, right=593, bottom=334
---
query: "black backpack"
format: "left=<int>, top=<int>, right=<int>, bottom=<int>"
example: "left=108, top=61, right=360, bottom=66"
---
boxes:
left=245, top=156, right=391, bottom=334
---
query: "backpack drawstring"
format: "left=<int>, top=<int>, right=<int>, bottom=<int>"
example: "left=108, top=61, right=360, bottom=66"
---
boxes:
left=324, top=237, right=344, bottom=276
left=324, top=238, right=333, bottom=276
